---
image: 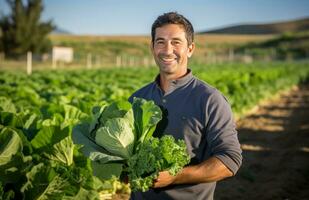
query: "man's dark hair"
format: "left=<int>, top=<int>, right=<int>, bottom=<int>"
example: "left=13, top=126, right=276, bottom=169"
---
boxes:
left=151, top=12, right=194, bottom=46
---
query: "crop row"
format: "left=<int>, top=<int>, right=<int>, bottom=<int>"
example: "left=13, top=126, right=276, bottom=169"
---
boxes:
left=0, top=62, right=308, bottom=199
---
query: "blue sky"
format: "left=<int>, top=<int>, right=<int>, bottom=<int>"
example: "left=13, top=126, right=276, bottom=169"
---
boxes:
left=1, top=0, right=309, bottom=35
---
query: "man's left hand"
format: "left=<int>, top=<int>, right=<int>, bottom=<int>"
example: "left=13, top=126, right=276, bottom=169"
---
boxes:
left=153, top=171, right=176, bottom=188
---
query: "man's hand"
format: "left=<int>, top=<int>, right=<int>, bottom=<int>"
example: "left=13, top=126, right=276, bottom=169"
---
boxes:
left=153, top=171, right=176, bottom=188
left=152, top=157, right=233, bottom=188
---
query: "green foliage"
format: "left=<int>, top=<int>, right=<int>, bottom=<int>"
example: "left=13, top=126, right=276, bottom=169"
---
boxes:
left=77, top=97, right=163, bottom=167
left=0, top=110, right=103, bottom=200
left=88, top=98, right=162, bottom=163
left=0, top=62, right=309, bottom=197
left=132, top=98, right=162, bottom=144
left=0, top=0, right=54, bottom=58
left=128, top=135, right=190, bottom=192
left=74, top=97, right=190, bottom=192
left=95, top=113, right=135, bottom=160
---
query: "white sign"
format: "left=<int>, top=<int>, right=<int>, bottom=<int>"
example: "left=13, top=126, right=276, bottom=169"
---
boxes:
left=52, top=46, right=73, bottom=63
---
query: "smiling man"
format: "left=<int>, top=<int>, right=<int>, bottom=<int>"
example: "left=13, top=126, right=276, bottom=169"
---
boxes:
left=129, top=12, right=242, bottom=200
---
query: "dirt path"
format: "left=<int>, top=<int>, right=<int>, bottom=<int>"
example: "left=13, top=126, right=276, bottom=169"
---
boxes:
left=215, top=85, right=309, bottom=200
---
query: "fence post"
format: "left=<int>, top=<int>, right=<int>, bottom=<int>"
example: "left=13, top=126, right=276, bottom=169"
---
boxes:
left=229, top=48, right=234, bottom=61
left=87, top=53, right=92, bottom=69
left=116, top=55, right=121, bottom=67
left=27, top=51, right=32, bottom=75
left=151, top=58, right=156, bottom=66
left=95, top=55, right=101, bottom=68
left=129, top=57, right=134, bottom=67
left=52, top=54, right=57, bottom=69
left=143, top=57, right=148, bottom=67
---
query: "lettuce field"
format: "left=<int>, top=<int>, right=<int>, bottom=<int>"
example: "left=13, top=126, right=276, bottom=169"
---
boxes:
left=1, top=62, right=309, bottom=199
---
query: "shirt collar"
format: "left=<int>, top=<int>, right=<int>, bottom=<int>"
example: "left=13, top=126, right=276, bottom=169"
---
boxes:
left=154, top=69, right=194, bottom=94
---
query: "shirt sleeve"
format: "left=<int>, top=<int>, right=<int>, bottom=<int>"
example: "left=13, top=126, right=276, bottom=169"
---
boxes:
left=205, top=90, right=242, bottom=175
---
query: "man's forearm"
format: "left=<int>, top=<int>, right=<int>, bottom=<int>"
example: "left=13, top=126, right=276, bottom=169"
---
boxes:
left=173, top=156, right=233, bottom=184
left=153, top=156, right=234, bottom=188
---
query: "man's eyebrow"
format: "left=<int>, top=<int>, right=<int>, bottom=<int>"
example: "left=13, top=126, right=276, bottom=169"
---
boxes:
left=172, top=38, right=183, bottom=41
left=155, top=37, right=165, bottom=42
left=155, top=37, right=183, bottom=42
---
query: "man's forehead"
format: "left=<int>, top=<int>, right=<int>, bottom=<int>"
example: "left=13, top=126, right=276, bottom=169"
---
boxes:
left=155, top=24, right=186, bottom=39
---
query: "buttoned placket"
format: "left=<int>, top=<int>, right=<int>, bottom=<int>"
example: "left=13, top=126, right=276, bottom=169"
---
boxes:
left=154, top=69, right=194, bottom=105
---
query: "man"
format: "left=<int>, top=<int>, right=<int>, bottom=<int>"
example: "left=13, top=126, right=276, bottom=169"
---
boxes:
left=129, top=12, right=242, bottom=200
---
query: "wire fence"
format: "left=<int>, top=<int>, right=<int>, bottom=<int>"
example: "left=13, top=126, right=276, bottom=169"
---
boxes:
left=0, top=49, right=308, bottom=74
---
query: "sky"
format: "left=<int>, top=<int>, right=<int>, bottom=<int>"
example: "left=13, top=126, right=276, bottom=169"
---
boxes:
left=1, top=0, right=309, bottom=35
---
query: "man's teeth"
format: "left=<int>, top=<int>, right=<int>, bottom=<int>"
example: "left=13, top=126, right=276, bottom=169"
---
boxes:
left=162, top=58, right=175, bottom=61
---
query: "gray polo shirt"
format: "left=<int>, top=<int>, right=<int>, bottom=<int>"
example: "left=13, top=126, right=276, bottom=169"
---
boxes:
left=129, top=70, right=242, bottom=200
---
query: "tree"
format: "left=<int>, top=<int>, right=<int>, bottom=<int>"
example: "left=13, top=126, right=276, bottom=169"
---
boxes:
left=0, top=0, right=55, bottom=58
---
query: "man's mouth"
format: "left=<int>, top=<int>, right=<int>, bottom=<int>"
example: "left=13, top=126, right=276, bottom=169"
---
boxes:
left=160, top=57, right=176, bottom=63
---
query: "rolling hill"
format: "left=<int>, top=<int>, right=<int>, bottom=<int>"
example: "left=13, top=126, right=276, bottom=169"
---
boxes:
left=200, top=17, right=309, bottom=35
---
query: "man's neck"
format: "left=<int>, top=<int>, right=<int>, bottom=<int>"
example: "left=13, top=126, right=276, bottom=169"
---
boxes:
left=159, top=69, right=188, bottom=93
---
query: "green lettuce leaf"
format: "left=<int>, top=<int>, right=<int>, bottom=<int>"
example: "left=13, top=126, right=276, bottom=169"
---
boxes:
left=95, top=110, right=135, bottom=160
left=31, top=125, right=70, bottom=150
left=91, top=162, right=123, bottom=180
left=44, top=136, right=74, bottom=166
left=31, top=124, right=74, bottom=166
left=98, top=101, right=131, bottom=125
left=63, top=104, right=89, bottom=129
left=132, top=98, right=162, bottom=144
left=21, top=163, right=68, bottom=200
left=0, top=127, right=32, bottom=185
left=0, top=112, right=24, bottom=128
left=0, top=127, right=23, bottom=165
left=73, top=122, right=124, bottom=165
left=0, top=96, right=16, bottom=113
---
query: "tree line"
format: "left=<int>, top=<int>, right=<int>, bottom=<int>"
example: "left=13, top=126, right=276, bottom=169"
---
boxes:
left=0, top=0, right=54, bottom=58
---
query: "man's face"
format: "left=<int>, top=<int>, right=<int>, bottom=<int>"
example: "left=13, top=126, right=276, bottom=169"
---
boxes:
left=151, top=24, right=195, bottom=78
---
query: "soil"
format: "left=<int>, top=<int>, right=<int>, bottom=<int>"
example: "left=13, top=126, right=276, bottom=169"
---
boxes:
left=215, top=84, right=309, bottom=200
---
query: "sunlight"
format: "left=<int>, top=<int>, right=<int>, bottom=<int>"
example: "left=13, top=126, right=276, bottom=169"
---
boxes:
left=241, top=144, right=271, bottom=151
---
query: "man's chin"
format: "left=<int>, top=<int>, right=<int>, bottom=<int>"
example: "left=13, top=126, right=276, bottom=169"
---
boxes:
left=160, top=68, right=175, bottom=75
left=159, top=65, right=176, bottom=73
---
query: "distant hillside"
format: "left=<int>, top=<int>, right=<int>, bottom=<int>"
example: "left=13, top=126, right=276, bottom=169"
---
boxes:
left=49, top=34, right=272, bottom=61
left=235, top=31, right=309, bottom=59
left=200, top=17, right=309, bottom=35
left=52, top=27, right=71, bottom=35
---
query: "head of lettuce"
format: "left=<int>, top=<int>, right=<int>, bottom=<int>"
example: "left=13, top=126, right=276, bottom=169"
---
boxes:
left=73, top=97, right=190, bottom=192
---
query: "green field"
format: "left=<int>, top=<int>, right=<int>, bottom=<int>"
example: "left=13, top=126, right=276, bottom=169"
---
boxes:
left=1, top=62, right=309, bottom=199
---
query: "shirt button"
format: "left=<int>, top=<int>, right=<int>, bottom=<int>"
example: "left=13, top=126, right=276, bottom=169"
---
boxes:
left=162, top=99, right=167, bottom=103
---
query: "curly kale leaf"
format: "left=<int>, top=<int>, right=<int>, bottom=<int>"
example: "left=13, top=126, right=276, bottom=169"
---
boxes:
left=127, top=135, right=190, bottom=192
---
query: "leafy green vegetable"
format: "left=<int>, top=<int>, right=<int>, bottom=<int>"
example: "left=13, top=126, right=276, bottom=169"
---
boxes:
left=44, top=136, right=74, bottom=166
left=0, top=112, right=104, bottom=200
left=20, top=163, right=68, bottom=200
left=73, top=123, right=124, bottom=164
left=1, top=61, right=309, bottom=197
left=0, top=97, right=16, bottom=113
left=132, top=98, right=162, bottom=145
left=0, top=128, right=23, bottom=165
left=75, top=97, right=190, bottom=192
left=95, top=110, right=135, bottom=160
left=128, top=135, right=190, bottom=192
left=0, top=127, right=32, bottom=185
left=91, top=162, right=123, bottom=180
left=31, top=125, right=70, bottom=150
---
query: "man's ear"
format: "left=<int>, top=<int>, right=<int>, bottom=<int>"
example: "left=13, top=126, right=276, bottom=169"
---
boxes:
left=187, top=42, right=195, bottom=58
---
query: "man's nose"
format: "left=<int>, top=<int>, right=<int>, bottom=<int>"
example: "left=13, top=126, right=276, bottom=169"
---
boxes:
left=163, top=42, right=174, bottom=54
